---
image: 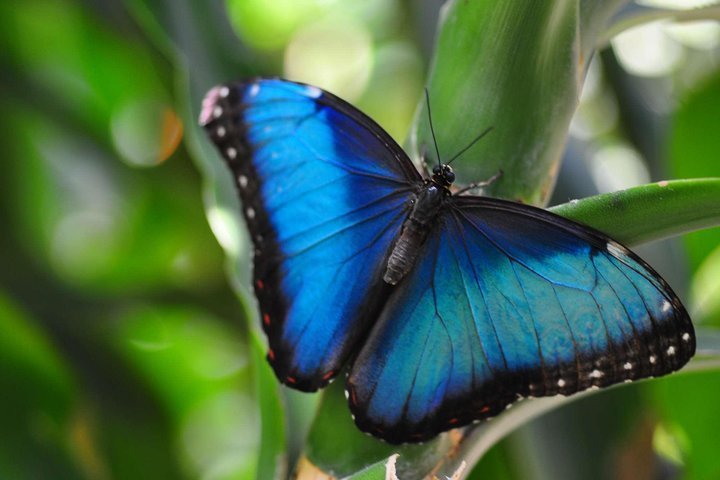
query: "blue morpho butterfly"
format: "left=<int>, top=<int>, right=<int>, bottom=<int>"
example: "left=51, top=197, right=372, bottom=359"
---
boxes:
left=199, top=78, right=695, bottom=444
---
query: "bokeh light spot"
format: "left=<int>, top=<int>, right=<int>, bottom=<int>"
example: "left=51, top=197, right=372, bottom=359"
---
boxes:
left=284, top=18, right=373, bottom=101
left=653, top=421, right=690, bottom=466
left=590, top=144, right=650, bottom=193
left=51, top=212, right=119, bottom=282
left=181, top=392, right=258, bottom=479
left=612, top=21, right=683, bottom=77
left=571, top=59, right=619, bottom=141
left=227, top=0, right=329, bottom=51
left=207, top=205, right=242, bottom=257
left=111, top=99, right=183, bottom=168
left=638, top=0, right=716, bottom=8
left=666, top=21, right=720, bottom=50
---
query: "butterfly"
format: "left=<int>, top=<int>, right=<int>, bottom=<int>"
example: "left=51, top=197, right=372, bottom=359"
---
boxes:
left=199, top=78, right=695, bottom=444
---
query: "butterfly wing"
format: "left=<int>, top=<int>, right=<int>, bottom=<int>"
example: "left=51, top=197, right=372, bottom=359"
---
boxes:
left=347, top=196, right=694, bottom=443
left=201, top=79, right=422, bottom=391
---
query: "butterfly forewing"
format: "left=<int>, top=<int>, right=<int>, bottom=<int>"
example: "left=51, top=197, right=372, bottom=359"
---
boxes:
left=200, top=79, right=421, bottom=391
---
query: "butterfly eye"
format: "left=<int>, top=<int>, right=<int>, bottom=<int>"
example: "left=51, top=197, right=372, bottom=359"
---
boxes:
left=444, top=170, right=456, bottom=183
left=432, top=165, right=441, bottom=175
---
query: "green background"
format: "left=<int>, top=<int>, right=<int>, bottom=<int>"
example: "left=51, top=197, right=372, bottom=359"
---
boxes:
left=1, top=1, right=719, bottom=478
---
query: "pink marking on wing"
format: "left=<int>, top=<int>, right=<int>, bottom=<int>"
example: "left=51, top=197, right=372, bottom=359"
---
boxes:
left=199, top=86, right=222, bottom=126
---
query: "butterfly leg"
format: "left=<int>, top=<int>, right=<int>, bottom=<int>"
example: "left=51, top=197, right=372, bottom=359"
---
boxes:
left=454, top=169, right=504, bottom=196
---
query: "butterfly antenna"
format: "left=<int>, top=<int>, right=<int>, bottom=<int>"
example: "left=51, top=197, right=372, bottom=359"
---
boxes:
left=446, top=126, right=494, bottom=165
left=425, top=88, right=442, bottom=169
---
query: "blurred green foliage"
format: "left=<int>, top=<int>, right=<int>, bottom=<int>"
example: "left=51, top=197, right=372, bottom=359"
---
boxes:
left=1, top=1, right=719, bottom=479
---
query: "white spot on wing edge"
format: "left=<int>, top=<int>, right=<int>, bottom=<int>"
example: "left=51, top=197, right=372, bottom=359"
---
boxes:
left=219, top=86, right=230, bottom=97
left=589, top=369, right=604, bottom=379
left=216, top=126, right=226, bottom=137
left=226, top=147, right=237, bottom=159
left=606, top=241, right=625, bottom=258
left=557, top=378, right=566, bottom=388
left=238, top=175, right=248, bottom=188
left=305, top=85, right=322, bottom=98
left=649, top=355, right=657, bottom=364
left=212, top=105, right=223, bottom=118
left=662, top=300, right=672, bottom=313
left=249, top=83, right=260, bottom=97
left=682, top=332, right=691, bottom=342
left=623, top=362, right=633, bottom=370
left=246, top=207, right=256, bottom=219
left=667, top=345, right=676, bottom=355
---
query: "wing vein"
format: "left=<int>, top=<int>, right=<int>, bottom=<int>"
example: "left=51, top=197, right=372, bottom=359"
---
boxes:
left=447, top=217, right=492, bottom=385
left=451, top=211, right=509, bottom=372
left=551, top=284, right=582, bottom=387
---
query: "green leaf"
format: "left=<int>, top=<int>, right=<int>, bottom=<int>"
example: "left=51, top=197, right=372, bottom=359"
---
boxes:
left=465, top=441, right=522, bottom=480
left=598, top=2, right=720, bottom=48
left=411, top=1, right=583, bottom=206
left=344, top=454, right=398, bottom=480
left=669, top=72, right=720, bottom=327
left=652, top=368, right=720, bottom=480
left=577, top=0, right=630, bottom=55
left=302, top=381, right=459, bottom=478
left=549, top=178, right=720, bottom=246
left=409, top=1, right=697, bottom=209
left=249, top=333, right=287, bottom=479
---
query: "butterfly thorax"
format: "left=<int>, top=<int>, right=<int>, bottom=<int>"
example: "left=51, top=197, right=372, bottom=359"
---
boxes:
left=383, top=166, right=453, bottom=285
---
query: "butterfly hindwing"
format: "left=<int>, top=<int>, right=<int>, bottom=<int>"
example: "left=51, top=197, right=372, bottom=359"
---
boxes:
left=347, top=196, right=694, bottom=443
left=201, top=79, right=421, bottom=391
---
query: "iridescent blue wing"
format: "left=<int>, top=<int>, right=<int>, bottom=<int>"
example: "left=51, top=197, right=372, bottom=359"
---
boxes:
left=347, top=196, right=694, bottom=443
left=200, top=79, right=422, bottom=391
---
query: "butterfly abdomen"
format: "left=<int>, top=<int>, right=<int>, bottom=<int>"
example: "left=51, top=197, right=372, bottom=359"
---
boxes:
left=384, top=224, right=424, bottom=285
left=384, top=183, right=447, bottom=285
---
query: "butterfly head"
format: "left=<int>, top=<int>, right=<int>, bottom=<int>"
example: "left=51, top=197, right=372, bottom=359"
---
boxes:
left=432, top=164, right=456, bottom=187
